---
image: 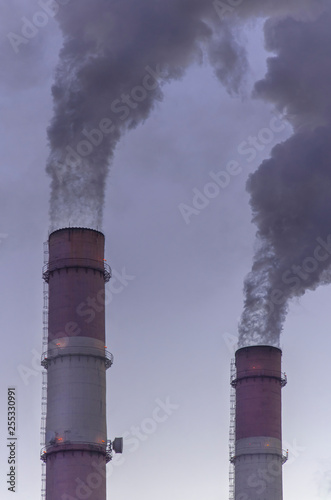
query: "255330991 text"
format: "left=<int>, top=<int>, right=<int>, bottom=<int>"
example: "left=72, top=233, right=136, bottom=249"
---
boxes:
left=7, top=388, right=17, bottom=493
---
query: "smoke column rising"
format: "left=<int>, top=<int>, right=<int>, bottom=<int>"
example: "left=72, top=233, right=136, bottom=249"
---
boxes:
left=239, top=5, right=331, bottom=347
left=46, top=0, right=247, bottom=230
left=46, top=0, right=322, bottom=230
left=46, top=0, right=330, bottom=346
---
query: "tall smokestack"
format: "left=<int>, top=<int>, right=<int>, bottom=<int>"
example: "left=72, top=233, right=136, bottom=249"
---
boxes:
left=40, top=227, right=121, bottom=499
left=231, top=345, right=287, bottom=500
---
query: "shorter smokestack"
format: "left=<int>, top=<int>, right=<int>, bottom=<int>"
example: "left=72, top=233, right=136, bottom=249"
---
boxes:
left=231, top=345, right=287, bottom=500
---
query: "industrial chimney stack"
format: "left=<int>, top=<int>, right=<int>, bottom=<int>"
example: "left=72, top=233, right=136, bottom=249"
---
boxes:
left=40, top=227, right=122, bottom=500
left=231, top=345, right=287, bottom=500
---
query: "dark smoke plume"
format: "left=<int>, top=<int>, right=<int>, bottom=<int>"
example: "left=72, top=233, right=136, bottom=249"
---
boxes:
left=46, top=0, right=242, bottom=229
left=46, top=0, right=330, bottom=346
left=47, top=0, right=322, bottom=229
left=239, top=6, right=331, bottom=347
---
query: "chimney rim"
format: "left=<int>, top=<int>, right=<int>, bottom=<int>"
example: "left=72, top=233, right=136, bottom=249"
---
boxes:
left=49, top=226, right=105, bottom=239
left=235, top=344, right=282, bottom=356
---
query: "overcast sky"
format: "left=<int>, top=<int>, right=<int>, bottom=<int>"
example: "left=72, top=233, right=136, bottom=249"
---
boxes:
left=1, top=2, right=331, bottom=500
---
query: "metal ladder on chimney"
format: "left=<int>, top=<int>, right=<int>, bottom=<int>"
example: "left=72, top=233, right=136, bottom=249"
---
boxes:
left=41, top=461, right=46, bottom=500
left=40, top=370, right=47, bottom=500
left=40, top=241, right=49, bottom=500
left=229, top=358, right=236, bottom=500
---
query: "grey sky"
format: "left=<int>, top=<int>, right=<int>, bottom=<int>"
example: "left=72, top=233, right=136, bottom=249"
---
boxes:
left=1, top=1, right=331, bottom=499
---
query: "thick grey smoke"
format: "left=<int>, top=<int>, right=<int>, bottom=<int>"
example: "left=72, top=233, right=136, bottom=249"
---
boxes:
left=239, top=6, right=331, bottom=347
left=47, top=0, right=322, bottom=229
left=46, top=0, right=331, bottom=345
left=47, top=0, right=231, bottom=229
